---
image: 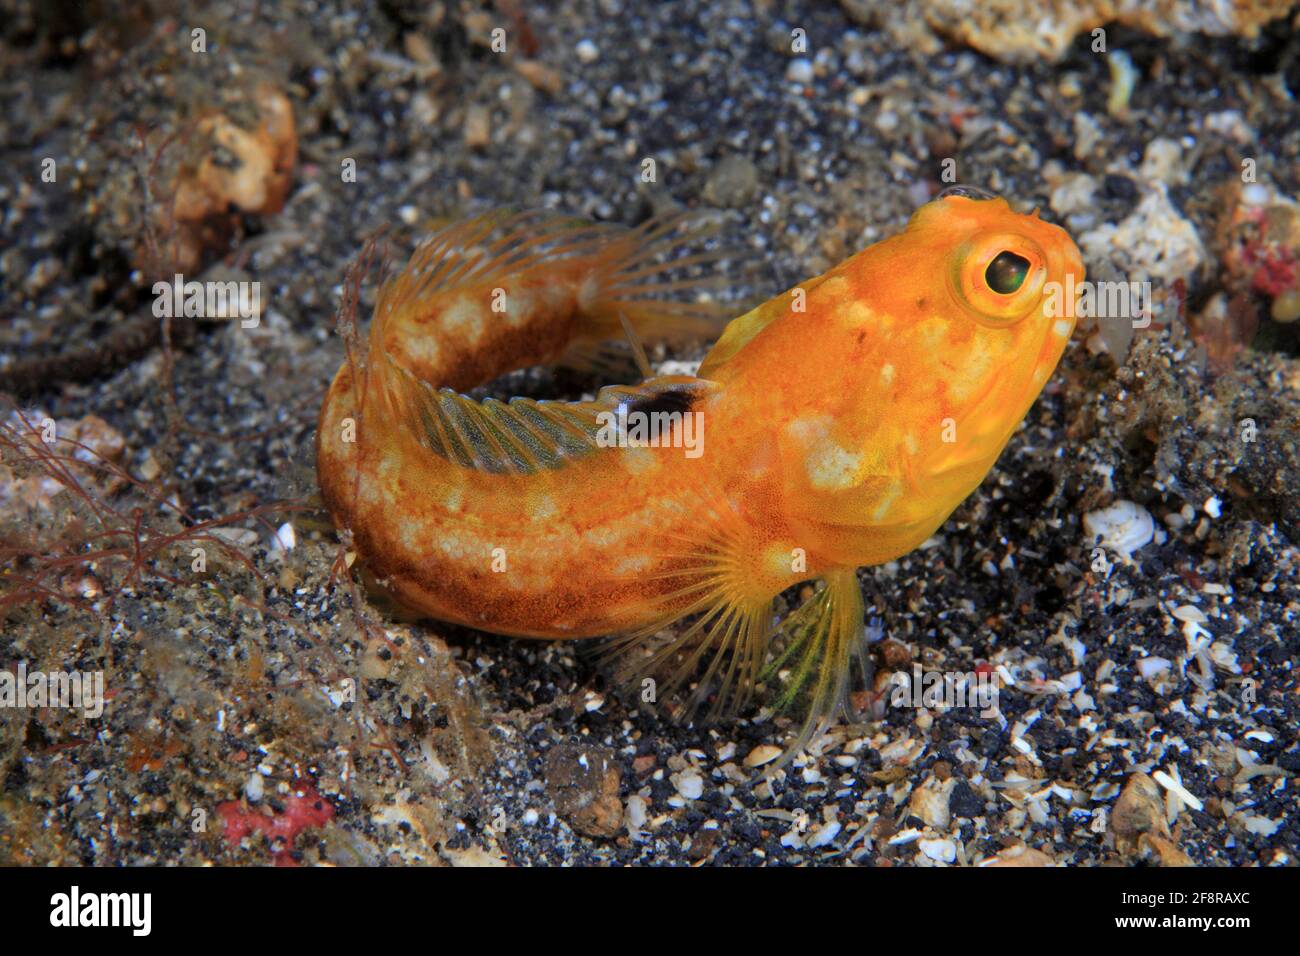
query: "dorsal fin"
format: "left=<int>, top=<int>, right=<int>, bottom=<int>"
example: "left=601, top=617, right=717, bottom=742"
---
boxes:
left=386, top=362, right=714, bottom=476
left=377, top=210, right=616, bottom=318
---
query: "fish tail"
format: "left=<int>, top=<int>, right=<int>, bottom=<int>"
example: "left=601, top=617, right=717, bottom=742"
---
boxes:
left=569, top=211, right=734, bottom=359
left=363, top=209, right=733, bottom=403
left=366, top=210, right=594, bottom=396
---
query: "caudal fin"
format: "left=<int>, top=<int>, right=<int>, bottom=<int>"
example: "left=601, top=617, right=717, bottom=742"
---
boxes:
left=366, top=209, right=737, bottom=400
left=573, top=211, right=736, bottom=353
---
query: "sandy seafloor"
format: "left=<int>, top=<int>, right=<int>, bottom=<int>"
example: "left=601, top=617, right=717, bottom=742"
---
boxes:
left=1, top=0, right=1298, bottom=866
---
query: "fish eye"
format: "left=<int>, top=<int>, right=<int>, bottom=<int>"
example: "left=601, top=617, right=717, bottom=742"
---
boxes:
left=985, top=251, right=1030, bottom=295
left=949, top=233, right=1048, bottom=327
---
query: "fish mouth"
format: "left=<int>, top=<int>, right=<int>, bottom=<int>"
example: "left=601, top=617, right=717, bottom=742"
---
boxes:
left=1060, top=241, right=1086, bottom=287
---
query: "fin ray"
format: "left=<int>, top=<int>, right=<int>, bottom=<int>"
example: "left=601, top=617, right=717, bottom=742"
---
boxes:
left=762, top=569, right=868, bottom=766
left=386, top=363, right=716, bottom=477
left=600, top=489, right=774, bottom=724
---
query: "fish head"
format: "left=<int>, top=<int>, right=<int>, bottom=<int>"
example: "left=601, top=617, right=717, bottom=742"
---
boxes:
left=909, top=189, right=1084, bottom=386
left=880, top=191, right=1087, bottom=483
left=774, top=191, right=1086, bottom=561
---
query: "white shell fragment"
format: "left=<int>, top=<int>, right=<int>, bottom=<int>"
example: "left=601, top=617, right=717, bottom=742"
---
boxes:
left=919, top=837, right=957, bottom=863
left=1135, top=656, right=1172, bottom=680
left=806, top=821, right=842, bottom=848
left=270, top=522, right=296, bottom=552
left=1152, top=769, right=1203, bottom=812
left=673, top=771, right=704, bottom=800
left=1171, top=604, right=1208, bottom=624
left=1083, top=500, right=1154, bottom=560
left=1244, top=817, right=1280, bottom=836
left=744, top=744, right=782, bottom=768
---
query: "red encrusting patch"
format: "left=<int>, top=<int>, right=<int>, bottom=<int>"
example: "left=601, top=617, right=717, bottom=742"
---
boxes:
left=218, top=781, right=335, bottom=867
left=1235, top=208, right=1299, bottom=300
left=1243, top=241, right=1297, bottom=299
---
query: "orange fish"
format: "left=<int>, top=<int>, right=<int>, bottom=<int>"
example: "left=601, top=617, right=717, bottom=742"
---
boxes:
left=317, top=193, right=1084, bottom=753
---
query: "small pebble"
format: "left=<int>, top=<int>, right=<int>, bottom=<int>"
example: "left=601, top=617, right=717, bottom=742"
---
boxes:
left=744, top=744, right=782, bottom=768
left=919, top=837, right=957, bottom=863
left=785, top=58, right=814, bottom=84
left=806, top=821, right=841, bottom=848
left=674, top=771, right=704, bottom=800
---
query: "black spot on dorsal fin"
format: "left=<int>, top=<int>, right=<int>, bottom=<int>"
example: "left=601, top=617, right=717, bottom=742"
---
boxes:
left=388, top=367, right=715, bottom=477
left=622, top=382, right=703, bottom=419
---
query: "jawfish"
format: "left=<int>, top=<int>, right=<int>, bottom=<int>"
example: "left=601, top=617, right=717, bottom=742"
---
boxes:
left=317, top=191, right=1084, bottom=753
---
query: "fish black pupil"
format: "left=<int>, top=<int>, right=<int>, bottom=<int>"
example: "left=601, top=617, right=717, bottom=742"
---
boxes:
left=986, top=251, right=1030, bottom=294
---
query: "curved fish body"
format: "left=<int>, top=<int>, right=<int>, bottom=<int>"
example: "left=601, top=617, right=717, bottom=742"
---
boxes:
left=317, top=195, right=1084, bottom=744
